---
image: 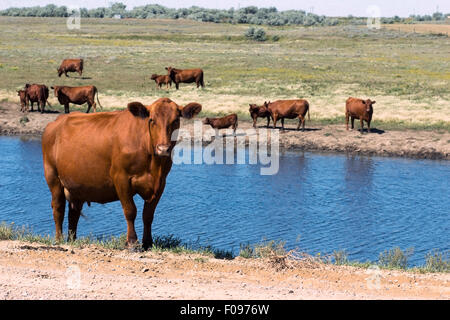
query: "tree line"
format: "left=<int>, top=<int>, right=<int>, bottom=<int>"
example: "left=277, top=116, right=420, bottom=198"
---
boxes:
left=0, top=3, right=448, bottom=27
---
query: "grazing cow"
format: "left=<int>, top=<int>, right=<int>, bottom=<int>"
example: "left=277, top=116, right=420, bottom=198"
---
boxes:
left=24, top=84, right=50, bottom=113
left=17, top=90, right=27, bottom=112
left=203, top=114, right=238, bottom=134
left=151, top=74, right=172, bottom=89
left=165, top=66, right=204, bottom=90
left=58, top=59, right=83, bottom=77
left=249, top=103, right=271, bottom=128
left=42, top=98, right=202, bottom=249
left=51, top=85, right=102, bottom=114
left=345, top=97, right=375, bottom=133
left=266, top=99, right=310, bottom=131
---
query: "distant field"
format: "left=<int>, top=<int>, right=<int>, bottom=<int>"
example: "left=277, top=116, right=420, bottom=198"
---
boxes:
left=0, top=17, right=449, bottom=128
left=383, top=23, right=450, bottom=35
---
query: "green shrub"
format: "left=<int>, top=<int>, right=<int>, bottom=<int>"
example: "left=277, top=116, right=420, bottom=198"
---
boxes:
left=379, top=247, right=413, bottom=269
left=424, top=250, right=449, bottom=272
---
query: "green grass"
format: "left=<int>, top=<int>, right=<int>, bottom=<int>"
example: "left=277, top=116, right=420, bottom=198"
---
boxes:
left=0, top=17, right=448, bottom=128
left=0, top=222, right=448, bottom=272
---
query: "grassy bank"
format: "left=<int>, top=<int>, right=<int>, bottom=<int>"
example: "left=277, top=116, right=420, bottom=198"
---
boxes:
left=1, top=222, right=448, bottom=273
left=0, top=17, right=449, bottom=129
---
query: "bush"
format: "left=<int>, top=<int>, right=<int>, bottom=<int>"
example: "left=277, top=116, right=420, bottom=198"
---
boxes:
left=378, top=247, right=413, bottom=269
left=245, top=27, right=267, bottom=41
left=424, top=250, right=449, bottom=272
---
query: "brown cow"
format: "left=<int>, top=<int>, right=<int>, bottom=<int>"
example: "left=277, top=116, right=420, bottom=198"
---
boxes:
left=203, top=114, right=238, bottom=134
left=266, top=99, right=310, bottom=131
left=165, top=66, right=204, bottom=90
left=24, top=83, right=50, bottom=113
left=51, top=85, right=102, bottom=114
left=345, top=97, right=375, bottom=133
left=17, top=90, right=27, bottom=112
left=249, top=103, right=271, bottom=128
left=58, top=59, right=83, bottom=77
left=42, top=98, right=202, bottom=249
left=151, top=74, right=172, bottom=89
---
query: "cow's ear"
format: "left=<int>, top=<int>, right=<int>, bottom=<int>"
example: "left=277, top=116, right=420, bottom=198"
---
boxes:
left=371, top=101, right=376, bottom=105
left=362, top=100, right=366, bottom=104
left=25, top=84, right=30, bottom=88
left=127, top=102, right=149, bottom=119
left=179, top=102, right=202, bottom=119
left=165, top=67, right=169, bottom=70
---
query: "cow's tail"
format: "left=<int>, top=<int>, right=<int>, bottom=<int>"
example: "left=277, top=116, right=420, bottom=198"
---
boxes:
left=307, top=101, right=310, bottom=120
left=95, top=87, right=103, bottom=110
left=200, top=72, right=205, bottom=88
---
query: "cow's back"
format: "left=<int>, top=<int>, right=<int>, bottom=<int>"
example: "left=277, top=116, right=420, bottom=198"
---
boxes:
left=346, top=97, right=365, bottom=114
left=269, top=99, right=308, bottom=117
left=42, top=111, right=128, bottom=203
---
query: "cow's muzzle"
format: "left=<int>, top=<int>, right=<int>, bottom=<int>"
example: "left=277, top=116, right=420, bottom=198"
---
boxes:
left=155, top=144, right=171, bottom=156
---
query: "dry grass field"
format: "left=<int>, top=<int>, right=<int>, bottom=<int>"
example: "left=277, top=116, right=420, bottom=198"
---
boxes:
left=0, top=17, right=449, bottom=129
left=383, top=23, right=450, bottom=35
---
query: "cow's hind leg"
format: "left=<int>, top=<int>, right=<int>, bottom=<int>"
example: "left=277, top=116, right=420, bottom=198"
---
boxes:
left=281, top=118, right=285, bottom=131
left=351, top=117, right=355, bottom=130
left=298, top=115, right=305, bottom=131
left=68, top=200, right=83, bottom=241
left=45, top=166, right=66, bottom=241
left=360, top=118, right=364, bottom=133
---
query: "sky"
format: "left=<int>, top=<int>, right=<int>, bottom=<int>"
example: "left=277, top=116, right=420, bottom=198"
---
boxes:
left=0, top=0, right=449, bottom=17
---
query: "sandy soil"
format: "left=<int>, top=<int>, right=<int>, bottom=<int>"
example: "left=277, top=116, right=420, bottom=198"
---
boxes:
left=1, top=102, right=449, bottom=160
left=0, top=240, right=448, bottom=300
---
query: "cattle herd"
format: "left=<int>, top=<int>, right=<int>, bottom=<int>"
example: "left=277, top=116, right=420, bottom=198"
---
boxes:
left=23, top=58, right=376, bottom=246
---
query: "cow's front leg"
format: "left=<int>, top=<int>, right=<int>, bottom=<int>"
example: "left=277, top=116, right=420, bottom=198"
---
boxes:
left=64, top=103, right=70, bottom=114
left=142, top=191, right=163, bottom=250
left=115, top=178, right=138, bottom=247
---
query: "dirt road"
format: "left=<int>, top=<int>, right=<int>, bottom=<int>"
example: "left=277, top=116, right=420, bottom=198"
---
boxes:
left=0, top=240, right=448, bottom=300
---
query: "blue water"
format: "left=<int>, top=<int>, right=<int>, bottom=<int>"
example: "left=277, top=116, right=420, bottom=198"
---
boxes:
left=0, top=135, right=449, bottom=266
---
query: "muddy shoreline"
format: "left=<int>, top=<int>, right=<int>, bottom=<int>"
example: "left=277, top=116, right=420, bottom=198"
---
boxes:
left=1, top=103, right=449, bottom=160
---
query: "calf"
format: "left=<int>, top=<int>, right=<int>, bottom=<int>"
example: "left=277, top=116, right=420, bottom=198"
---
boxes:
left=266, top=99, right=310, bottom=131
left=51, top=85, right=102, bottom=114
left=58, top=59, right=83, bottom=77
left=249, top=103, right=271, bottom=128
left=165, top=66, right=204, bottom=90
left=345, top=97, right=375, bottom=133
left=24, top=84, right=50, bottom=113
left=203, top=114, right=238, bottom=134
left=151, top=74, right=172, bottom=89
left=17, top=90, right=28, bottom=112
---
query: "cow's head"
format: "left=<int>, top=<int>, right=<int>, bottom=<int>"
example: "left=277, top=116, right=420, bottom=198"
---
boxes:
left=17, top=90, right=26, bottom=102
left=165, top=66, right=177, bottom=79
left=127, top=98, right=201, bottom=157
left=150, top=74, right=158, bottom=80
left=202, top=117, right=210, bottom=125
left=362, top=99, right=375, bottom=113
left=50, top=86, right=61, bottom=98
left=57, top=67, right=63, bottom=77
